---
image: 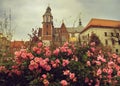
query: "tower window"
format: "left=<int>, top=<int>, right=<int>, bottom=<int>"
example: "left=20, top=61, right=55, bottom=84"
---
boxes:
left=46, top=24, right=48, bottom=28
left=46, top=32, right=48, bottom=35
left=104, top=32, right=107, bottom=36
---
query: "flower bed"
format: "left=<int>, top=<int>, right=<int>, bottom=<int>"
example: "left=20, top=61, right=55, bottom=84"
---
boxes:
left=0, top=42, right=120, bottom=86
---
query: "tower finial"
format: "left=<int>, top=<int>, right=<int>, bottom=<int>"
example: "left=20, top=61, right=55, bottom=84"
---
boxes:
left=79, top=18, right=82, bottom=26
left=79, top=12, right=82, bottom=26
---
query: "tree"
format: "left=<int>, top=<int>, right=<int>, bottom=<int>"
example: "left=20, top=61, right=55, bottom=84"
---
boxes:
left=89, top=32, right=102, bottom=46
left=28, top=28, right=40, bottom=50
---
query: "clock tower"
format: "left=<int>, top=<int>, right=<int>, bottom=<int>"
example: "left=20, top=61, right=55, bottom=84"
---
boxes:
left=42, top=6, right=54, bottom=42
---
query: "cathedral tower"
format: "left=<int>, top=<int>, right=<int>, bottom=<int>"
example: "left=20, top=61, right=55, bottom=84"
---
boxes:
left=42, top=6, right=54, bottom=42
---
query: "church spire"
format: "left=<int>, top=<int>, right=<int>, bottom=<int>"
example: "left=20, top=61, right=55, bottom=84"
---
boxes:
left=79, top=18, right=82, bottom=26
left=43, top=6, right=53, bottom=23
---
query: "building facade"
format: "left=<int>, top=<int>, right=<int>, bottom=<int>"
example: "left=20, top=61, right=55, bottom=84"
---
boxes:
left=80, top=18, right=120, bottom=54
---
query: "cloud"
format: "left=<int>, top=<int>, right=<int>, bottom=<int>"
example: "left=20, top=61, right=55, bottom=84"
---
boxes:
left=0, top=0, right=120, bottom=40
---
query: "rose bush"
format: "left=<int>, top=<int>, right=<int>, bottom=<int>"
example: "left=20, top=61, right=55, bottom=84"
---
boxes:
left=0, top=42, right=120, bottom=86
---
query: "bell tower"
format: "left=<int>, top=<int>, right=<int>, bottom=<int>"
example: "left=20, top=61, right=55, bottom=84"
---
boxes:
left=42, top=6, right=54, bottom=41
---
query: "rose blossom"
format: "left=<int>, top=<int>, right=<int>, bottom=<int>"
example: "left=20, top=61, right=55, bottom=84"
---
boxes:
left=55, top=59, right=60, bottom=63
left=14, top=51, right=21, bottom=57
left=63, top=70, right=70, bottom=75
left=53, top=48, right=60, bottom=56
left=27, top=53, right=34, bottom=59
left=36, top=49, right=41, bottom=54
left=60, top=47, right=67, bottom=52
left=60, top=80, right=68, bottom=86
left=117, top=57, right=120, bottom=63
left=107, top=69, right=113, bottom=75
left=32, top=47, right=39, bottom=52
left=90, top=42, right=95, bottom=46
left=85, top=77, right=89, bottom=83
left=34, top=57, right=40, bottom=63
left=62, top=59, right=69, bottom=67
left=69, top=73, right=75, bottom=80
left=21, top=52, right=27, bottom=59
left=108, top=61, right=115, bottom=68
left=63, top=42, right=69, bottom=47
left=45, top=65, right=51, bottom=71
left=87, top=51, right=91, bottom=57
left=97, top=69, right=102, bottom=76
left=91, top=47, right=95, bottom=52
left=42, top=74, right=47, bottom=79
left=112, top=53, right=118, bottom=59
left=117, top=71, right=120, bottom=76
left=37, top=42, right=43, bottom=47
left=95, top=61, right=101, bottom=66
left=86, top=61, right=91, bottom=66
left=43, top=79, right=49, bottom=86
left=45, top=50, right=51, bottom=57
left=67, top=49, right=72, bottom=55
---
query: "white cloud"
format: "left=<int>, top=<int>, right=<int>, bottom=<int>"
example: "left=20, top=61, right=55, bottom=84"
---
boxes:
left=0, top=0, right=120, bottom=40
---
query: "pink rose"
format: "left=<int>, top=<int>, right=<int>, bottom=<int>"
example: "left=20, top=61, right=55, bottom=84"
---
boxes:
left=27, top=53, right=34, bottom=59
left=91, top=47, right=95, bottom=52
left=107, top=69, right=113, bottom=75
left=108, top=61, right=115, bottom=68
left=112, top=53, right=118, bottom=59
left=62, top=59, right=69, bottom=67
left=52, top=63, right=57, bottom=68
left=117, top=57, right=120, bottom=63
left=60, top=47, right=67, bottom=52
left=37, top=42, right=43, bottom=47
left=117, top=71, right=120, bottom=76
left=53, top=48, right=60, bottom=56
left=63, top=70, right=70, bottom=75
left=42, top=74, right=47, bottom=79
left=55, top=59, right=60, bottom=63
left=21, top=52, right=27, bottom=59
left=69, top=73, right=75, bottom=80
left=95, top=61, right=101, bottom=66
left=97, top=69, right=102, bottom=76
left=90, top=42, right=95, bottom=46
left=36, top=49, right=41, bottom=54
left=45, top=65, right=51, bottom=71
left=60, top=80, right=68, bottom=86
left=85, top=77, right=89, bottom=83
left=87, top=51, right=91, bottom=57
left=45, top=50, right=51, bottom=57
left=43, top=79, right=49, bottom=86
left=34, top=63, right=39, bottom=69
left=34, top=57, right=40, bottom=63
left=32, top=47, right=38, bottom=52
left=14, top=51, right=21, bottom=57
left=86, top=61, right=91, bottom=66
left=29, top=65, right=34, bottom=71
left=67, top=49, right=73, bottom=55
left=63, top=42, right=69, bottom=47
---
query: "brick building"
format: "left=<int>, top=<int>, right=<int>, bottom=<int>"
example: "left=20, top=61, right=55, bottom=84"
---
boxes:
left=38, top=6, right=83, bottom=46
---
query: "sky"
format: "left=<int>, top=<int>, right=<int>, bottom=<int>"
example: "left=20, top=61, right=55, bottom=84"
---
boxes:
left=0, top=0, right=120, bottom=41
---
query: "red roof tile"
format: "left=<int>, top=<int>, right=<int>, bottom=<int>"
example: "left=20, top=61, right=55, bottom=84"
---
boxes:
left=81, top=18, right=120, bottom=33
left=10, top=41, right=24, bottom=48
